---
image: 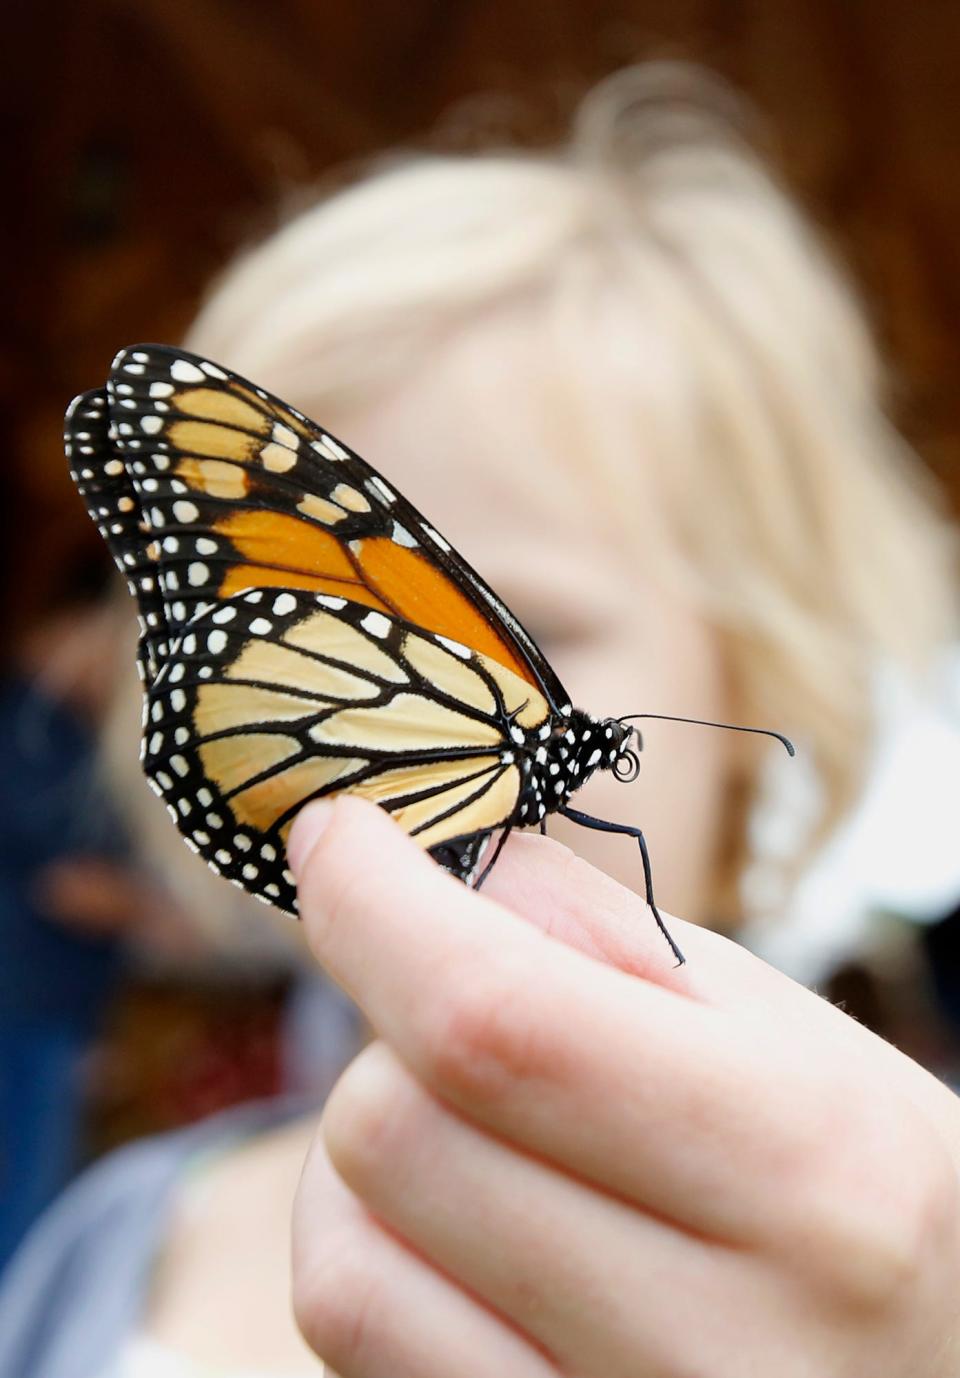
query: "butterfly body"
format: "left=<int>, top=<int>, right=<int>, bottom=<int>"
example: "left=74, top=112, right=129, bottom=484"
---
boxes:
left=65, top=344, right=686, bottom=960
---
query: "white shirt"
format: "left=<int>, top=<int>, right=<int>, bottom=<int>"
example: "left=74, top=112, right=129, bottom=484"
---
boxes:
left=109, top=1334, right=321, bottom=1378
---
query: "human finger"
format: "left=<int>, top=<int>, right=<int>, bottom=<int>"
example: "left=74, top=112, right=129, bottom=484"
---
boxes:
left=322, top=1041, right=715, bottom=1377
left=482, top=829, right=812, bottom=1014
left=287, top=798, right=827, bottom=1241
left=292, top=1120, right=558, bottom=1378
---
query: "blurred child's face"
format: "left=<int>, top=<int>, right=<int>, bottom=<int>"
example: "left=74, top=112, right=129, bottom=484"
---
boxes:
left=318, top=315, right=732, bottom=923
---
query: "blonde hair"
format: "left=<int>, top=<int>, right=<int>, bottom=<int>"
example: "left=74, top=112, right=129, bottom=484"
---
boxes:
left=180, top=63, right=955, bottom=915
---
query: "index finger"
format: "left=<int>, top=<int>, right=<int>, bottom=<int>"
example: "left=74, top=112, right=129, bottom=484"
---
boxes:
left=288, top=798, right=821, bottom=1241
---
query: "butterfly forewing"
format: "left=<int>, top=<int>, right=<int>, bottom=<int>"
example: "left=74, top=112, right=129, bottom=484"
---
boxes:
left=105, top=346, right=571, bottom=713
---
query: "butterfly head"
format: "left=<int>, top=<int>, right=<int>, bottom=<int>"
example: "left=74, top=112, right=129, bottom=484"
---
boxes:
left=610, top=719, right=643, bottom=783
left=552, top=711, right=639, bottom=786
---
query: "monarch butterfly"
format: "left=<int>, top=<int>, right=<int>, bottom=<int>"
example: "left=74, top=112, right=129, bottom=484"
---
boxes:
left=65, top=345, right=792, bottom=963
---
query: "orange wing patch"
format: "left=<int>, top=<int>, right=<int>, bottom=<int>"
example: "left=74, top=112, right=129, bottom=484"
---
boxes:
left=214, top=511, right=391, bottom=609
left=161, top=368, right=540, bottom=692
left=168, top=420, right=263, bottom=462
left=207, top=513, right=537, bottom=690
left=171, top=386, right=269, bottom=431
left=355, top=538, right=536, bottom=687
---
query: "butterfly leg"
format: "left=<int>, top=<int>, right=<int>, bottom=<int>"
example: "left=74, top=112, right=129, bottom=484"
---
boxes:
left=558, top=806, right=685, bottom=966
left=473, top=826, right=513, bottom=890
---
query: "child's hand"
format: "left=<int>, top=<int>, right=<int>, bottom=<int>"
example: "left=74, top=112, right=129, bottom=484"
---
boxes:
left=288, top=798, right=960, bottom=1378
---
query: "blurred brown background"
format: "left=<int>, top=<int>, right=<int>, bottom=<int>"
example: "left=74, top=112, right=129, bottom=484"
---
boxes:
left=6, top=0, right=960, bottom=648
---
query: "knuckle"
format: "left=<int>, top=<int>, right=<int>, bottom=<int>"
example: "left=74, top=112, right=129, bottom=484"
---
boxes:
left=785, top=1084, right=960, bottom=1311
left=422, top=951, right=557, bottom=1103
left=841, top=1125, right=960, bottom=1311
left=321, top=1052, right=411, bottom=1186
left=292, top=1227, right=382, bottom=1368
left=752, top=1040, right=854, bottom=1191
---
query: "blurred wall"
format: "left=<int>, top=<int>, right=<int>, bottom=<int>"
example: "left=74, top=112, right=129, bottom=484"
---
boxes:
left=6, top=0, right=959, bottom=637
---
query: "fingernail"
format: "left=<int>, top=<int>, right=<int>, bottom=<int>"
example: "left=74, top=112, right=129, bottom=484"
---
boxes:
left=287, top=800, right=335, bottom=878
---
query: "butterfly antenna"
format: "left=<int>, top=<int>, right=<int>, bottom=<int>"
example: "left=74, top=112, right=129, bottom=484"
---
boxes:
left=618, top=713, right=795, bottom=756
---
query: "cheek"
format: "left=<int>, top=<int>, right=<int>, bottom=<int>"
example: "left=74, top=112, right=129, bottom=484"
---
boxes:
left=544, top=603, right=730, bottom=926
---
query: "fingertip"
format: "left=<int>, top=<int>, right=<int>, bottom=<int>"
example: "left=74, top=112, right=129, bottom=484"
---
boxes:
left=287, top=795, right=442, bottom=939
left=287, top=799, right=336, bottom=880
left=289, top=795, right=405, bottom=882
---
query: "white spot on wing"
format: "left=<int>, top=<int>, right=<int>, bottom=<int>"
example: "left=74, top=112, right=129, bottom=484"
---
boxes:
left=391, top=522, right=417, bottom=548
left=422, top=523, right=451, bottom=553
left=261, top=443, right=297, bottom=473
left=310, top=438, right=341, bottom=462
left=361, top=611, right=391, bottom=639
left=366, top=475, right=396, bottom=505
left=436, top=635, right=470, bottom=659
left=272, top=422, right=299, bottom=449
left=320, top=433, right=348, bottom=460
left=170, top=359, right=205, bottom=384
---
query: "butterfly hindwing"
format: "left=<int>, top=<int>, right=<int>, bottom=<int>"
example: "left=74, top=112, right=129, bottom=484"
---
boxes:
left=143, top=587, right=549, bottom=908
left=105, top=345, right=572, bottom=714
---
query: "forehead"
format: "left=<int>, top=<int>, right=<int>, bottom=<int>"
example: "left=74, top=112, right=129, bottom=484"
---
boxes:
left=319, top=313, right=630, bottom=591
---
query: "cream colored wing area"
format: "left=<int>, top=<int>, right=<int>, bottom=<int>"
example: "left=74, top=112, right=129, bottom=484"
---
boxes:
left=194, top=682, right=332, bottom=734
left=351, top=757, right=521, bottom=849
left=401, top=633, right=497, bottom=715
left=230, top=755, right=367, bottom=833
left=196, top=732, right=354, bottom=837
left=348, top=755, right=501, bottom=805
left=284, top=611, right=408, bottom=684
left=198, top=731, right=301, bottom=797
left=475, top=652, right=550, bottom=729
left=411, top=764, right=521, bottom=849
left=309, top=694, right=502, bottom=753
left=226, top=640, right=383, bottom=701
